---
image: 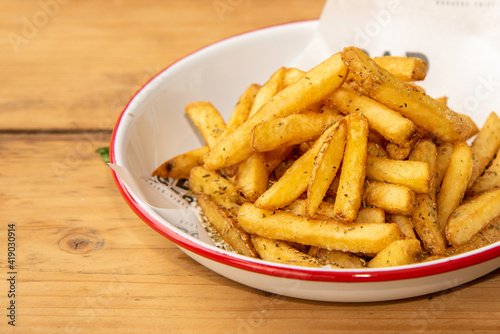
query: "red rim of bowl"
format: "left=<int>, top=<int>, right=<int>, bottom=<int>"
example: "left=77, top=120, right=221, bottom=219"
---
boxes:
left=109, top=20, right=500, bottom=283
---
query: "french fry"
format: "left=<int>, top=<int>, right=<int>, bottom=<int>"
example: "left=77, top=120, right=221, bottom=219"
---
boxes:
left=250, top=112, right=343, bottom=152
left=408, top=140, right=446, bottom=255
left=468, top=150, right=500, bottom=197
left=196, top=193, right=257, bottom=257
left=367, top=128, right=387, bottom=147
left=235, top=152, right=269, bottom=202
left=223, top=83, right=261, bottom=137
left=363, top=180, right=415, bottom=215
left=325, top=173, right=341, bottom=199
left=283, top=67, right=305, bottom=87
left=333, top=114, right=369, bottom=222
left=238, top=203, right=405, bottom=255
left=319, top=104, right=344, bottom=116
left=287, top=241, right=310, bottom=254
left=185, top=101, right=226, bottom=148
left=467, top=112, right=500, bottom=190
left=262, top=145, right=295, bottom=174
left=189, top=166, right=243, bottom=214
left=446, top=188, right=500, bottom=247
left=250, top=235, right=321, bottom=267
left=248, top=67, right=287, bottom=117
left=306, top=119, right=347, bottom=218
left=373, top=56, right=427, bottom=82
left=217, top=84, right=262, bottom=180
left=342, top=46, right=478, bottom=142
left=367, top=141, right=388, bottom=158
left=435, top=141, right=454, bottom=191
left=367, top=239, right=422, bottom=268
left=152, top=146, right=209, bottom=179
left=387, top=214, right=417, bottom=239
left=285, top=200, right=385, bottom=224
left=308, top=246, right=366, bottom=268
left=444, top=215, right=500, bottom=256
left=354, top=207, right=386, bottom=225
left=301, top=102, right=325, bottom=114
left=436, top=142, right=473, bottom=230
left=366, top=154, right=431, bottom=193
left=327, top=86, right=417, bottom=146
left=385, top=141, right=414, bottom=160
left=254, top=122, right=340, bottom=209
left=435, top=96, right=448, bottom=105
left=203, top=52, right=348, bottom=170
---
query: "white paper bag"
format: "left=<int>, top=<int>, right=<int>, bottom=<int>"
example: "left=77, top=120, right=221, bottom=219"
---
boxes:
left=297, top=0, right=500, bottom=126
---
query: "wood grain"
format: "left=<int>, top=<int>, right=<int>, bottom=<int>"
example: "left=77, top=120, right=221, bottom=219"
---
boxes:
left=1, top=133, right=499, bottom=333
left=1, top=0, right=500, bottom=333
left=0, top=0, right=326, bottom=131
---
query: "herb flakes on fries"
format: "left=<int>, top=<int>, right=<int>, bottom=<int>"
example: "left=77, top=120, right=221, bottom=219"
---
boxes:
left=153, top=46, right=500, bottom=268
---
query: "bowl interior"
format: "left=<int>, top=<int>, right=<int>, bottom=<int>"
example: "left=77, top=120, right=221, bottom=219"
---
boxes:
left=113, top=21, right=319, bottom=179
left=111, top=20, right=500, bottom=285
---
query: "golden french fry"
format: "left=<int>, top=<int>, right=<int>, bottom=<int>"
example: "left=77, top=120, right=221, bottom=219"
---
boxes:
left=445, top=215, right=500, bottom=256
left=251, top=235, right=321, bottom=267
left=409, top=139, right=446, bottom=255
left=363, top=180, right=415, bottom=215
left=152, top=146, right=209, bottom=179
left=185, top=101, right=226, bottom=148
left=325, top=173, right=341, bottom=199
left=333, top=114, right=369, bottom=222
left=367, top=239, right=422, bottom=268
left=411, top=193, right=446, bottom=255
left=238, top=203, right=405, bottom=255
left=408, top=139, right=438, bottom=190
left=197, top=193, right=257, bottom=257
left=437, top=142, right=473, bottom=230
left=467, top=112, right=500, bottom=190
left=385, top=141, right=414, bottom=160
left=283, top=67, right=305, bottom=87
left=446, top=188, right=500, bottom=247
left=235, top=152, right=269, bottom=202
left=387, top=214, right=417, bottom=239
left=223, top=83, right=261, bottom=137
left=468, top=150, right=500, bottom=197
left=367, top=128, right=387, bottom=147
left=306, top=119, right=347, bottom=218
left=435, top=96, right=448, bottom=105
left=285, top=200, right=385, bottom=224
left=342, top=46, right=478, bottom=142
left=435, top=141, right=454, bottom=191
left=367, top=141, right=388, bottom=158
left=203, top=52, right=348, bottom=170
left=308, top=246, right=366, bottom=268
left=301, top=102, right=325, bottom=114
left=354, top=207, right=386, bottom=224
left=366, top=154, right=431, bottom=193
left=254, top=122, right=340, bottom=209
left=189, top=166, right=243, bottom=214
left=262, top=145, right=295, bottom=174
left=287, top=241, right=310, bottom=254
left=373, top=56, right=427, bottom=82
left=319, top=104, right=344, bottom=116
left=327, top=86, right=417, bottom=146
left=248, top=67, right=287, bottom=117
left=250, top=112, right=343, bottom=152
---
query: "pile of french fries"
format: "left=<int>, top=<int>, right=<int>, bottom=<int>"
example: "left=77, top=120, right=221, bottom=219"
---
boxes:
left=153, top=46, right=500, bottom=268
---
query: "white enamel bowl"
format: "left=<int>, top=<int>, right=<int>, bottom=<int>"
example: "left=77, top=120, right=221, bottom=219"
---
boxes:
left=110, top=20, right=500, bottom=302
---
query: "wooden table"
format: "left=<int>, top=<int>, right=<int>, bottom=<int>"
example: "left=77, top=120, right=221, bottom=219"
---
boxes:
left=1, top=0, right=499, bottom=333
